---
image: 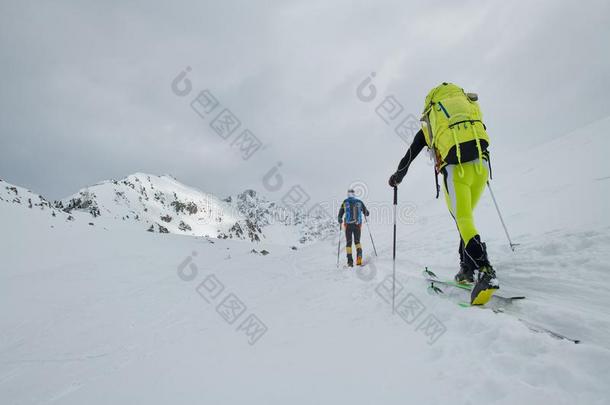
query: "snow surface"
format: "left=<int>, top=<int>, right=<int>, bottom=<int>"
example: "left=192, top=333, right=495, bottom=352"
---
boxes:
left=1, top=118, right=610, bottom=404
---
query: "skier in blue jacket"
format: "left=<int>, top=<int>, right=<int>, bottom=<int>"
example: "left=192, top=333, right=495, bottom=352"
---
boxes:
left=338, top=189, right=370, bottom=267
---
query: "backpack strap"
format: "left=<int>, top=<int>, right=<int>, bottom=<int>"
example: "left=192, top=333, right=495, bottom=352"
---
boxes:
left=471, top=122, right=485, bottom=175
left=450, top=126, right=465, bottom=178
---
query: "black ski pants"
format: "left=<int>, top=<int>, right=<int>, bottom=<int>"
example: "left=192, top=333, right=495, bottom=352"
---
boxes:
left=345, top=223, right=362, bottom=262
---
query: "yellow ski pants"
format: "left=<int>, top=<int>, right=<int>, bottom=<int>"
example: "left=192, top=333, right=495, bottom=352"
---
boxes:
left=442, top=160, right=488, bottom=246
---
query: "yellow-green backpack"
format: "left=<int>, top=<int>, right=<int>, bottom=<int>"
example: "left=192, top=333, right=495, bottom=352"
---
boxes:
left=420, top=82, right=490, bottom=169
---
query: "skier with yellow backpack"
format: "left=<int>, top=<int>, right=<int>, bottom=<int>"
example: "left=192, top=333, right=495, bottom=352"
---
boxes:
left=388, top=82, right=498, bottom=305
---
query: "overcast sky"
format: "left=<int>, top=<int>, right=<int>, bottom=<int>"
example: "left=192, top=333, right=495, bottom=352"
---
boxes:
left=1, top=0, right=609, bottom=206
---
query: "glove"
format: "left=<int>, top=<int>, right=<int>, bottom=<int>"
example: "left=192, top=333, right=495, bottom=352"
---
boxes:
left=365, top=211, right=370, bottom=217
left=338, top=218, right=343, bottom=225
left=388, top=173, right=401, bottom=187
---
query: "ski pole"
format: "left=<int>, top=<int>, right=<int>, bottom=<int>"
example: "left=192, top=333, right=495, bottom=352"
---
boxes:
left=336, top=223, right=342, bottom=267
left=364, top=215, right=378, bottom=257
left=486, top=181, right=518, bottom=251
left=392, top=186, right=397, bottom=314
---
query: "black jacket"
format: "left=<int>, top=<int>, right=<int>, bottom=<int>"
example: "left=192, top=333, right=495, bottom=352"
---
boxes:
left=394, top=129, right=489, bottom=183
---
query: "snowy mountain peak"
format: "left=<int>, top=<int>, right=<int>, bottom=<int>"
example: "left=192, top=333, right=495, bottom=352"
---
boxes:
left=0, top=178, right=63, bottom=217
left=56, top=173, right=255, bottom=239
left=55, top=173, right=335, bottom=244
left=0, top=173, right=336, bottom=244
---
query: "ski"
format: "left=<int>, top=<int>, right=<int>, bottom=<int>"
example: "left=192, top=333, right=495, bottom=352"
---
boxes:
left=426, top=278, right=526, bottom=302
left=423, top=267, right=525, bottom=303
left=339, top=256, right=373, bottom=269
left=340, top=261, right=369, bottom=270
left=423, top=268, right=579, bottom=344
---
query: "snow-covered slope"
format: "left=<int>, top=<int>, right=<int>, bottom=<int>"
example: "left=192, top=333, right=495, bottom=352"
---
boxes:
left=1, top=187, right=610, bottom=404
left=2, top=120, right=610, bottom=404
left=223, top=188, right=337, bottom=244
left=491, top=115, right=610, bottom=234
left=1, top=178, right=60, bottom=217
left=59, top=173, right=256, bottom=239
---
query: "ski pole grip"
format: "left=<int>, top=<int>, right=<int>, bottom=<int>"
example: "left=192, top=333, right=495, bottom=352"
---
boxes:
left=393, top=186, right=398, bottom=205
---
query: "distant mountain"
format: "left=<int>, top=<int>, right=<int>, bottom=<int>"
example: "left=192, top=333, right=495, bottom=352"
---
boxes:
left=53, top=173, right=335, bottom=244
left=223, top=188, right=337, bottom=244
left=0, top=178, right=66, bottom=219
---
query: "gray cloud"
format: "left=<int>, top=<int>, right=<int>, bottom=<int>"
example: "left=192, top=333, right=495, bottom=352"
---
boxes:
left=1, top=0, right=609, bottom=205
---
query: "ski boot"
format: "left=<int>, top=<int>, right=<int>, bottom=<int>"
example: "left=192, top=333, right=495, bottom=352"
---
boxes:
left=470, top=265, right=499, bottom=305
left=454, top=264, right=474, bottom=284
left=347, top=254, right=354, bottom=268
left=356, top=256, right=363, bottom=266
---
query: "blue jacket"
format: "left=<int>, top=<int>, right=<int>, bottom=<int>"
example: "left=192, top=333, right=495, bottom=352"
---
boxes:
left=338, top=197, right=369, bottom=224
